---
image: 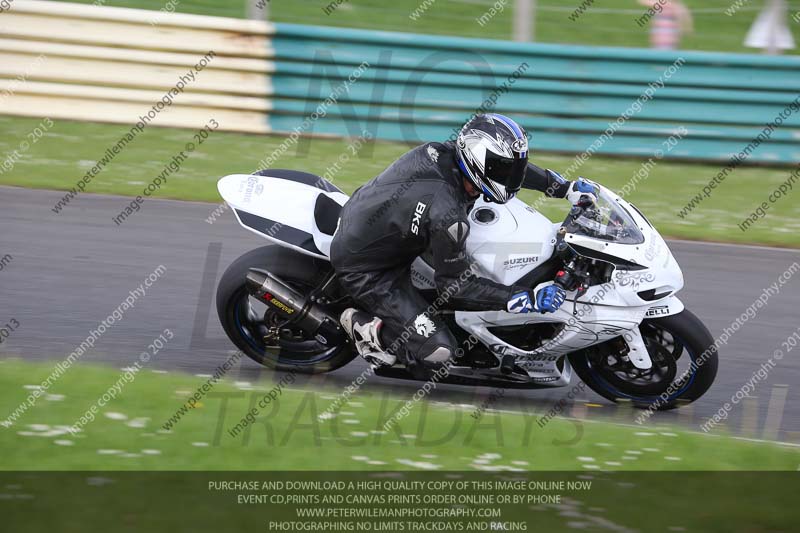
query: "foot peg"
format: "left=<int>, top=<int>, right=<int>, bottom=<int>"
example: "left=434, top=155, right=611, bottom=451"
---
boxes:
left=362, top=351, right=397, bottom=368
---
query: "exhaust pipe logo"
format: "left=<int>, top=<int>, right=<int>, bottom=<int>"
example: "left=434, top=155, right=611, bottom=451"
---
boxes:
left=263, top=293, right=295, bottom=315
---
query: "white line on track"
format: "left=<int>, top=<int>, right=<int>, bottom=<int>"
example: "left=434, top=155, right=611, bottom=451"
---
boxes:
left=667, top=239, right=800, bottom=254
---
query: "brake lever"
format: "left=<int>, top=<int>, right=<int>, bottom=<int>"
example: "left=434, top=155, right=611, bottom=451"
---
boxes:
left=572, top=282, right=589, bottom=316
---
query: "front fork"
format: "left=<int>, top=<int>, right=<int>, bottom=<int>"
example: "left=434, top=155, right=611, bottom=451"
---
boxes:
left=622, top=326, right=653, bottom=370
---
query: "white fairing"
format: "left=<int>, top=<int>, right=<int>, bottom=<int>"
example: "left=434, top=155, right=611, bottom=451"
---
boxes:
left=464, top=197, right=558, bottom=286
left=218, top=173, right=347, bottom=259
left=220, top=172, right=686, bottom=387
left=452, top=185, right=685, bottom=385
left=408, top=197, right=557, bottom=290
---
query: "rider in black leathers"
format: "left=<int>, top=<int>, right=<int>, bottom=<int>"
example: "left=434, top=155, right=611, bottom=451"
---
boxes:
left=332, top=114, right=597, bottom=372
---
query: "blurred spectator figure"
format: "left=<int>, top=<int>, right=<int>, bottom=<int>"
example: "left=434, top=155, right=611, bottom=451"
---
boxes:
left=637, top=0, right=694, bottom=50
left=745, top=0, right=795, bottom=55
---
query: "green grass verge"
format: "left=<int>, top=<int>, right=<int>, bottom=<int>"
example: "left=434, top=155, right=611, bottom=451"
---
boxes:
left=50, top=0, right=798, bottom=55
left=56, top=0, right=249, bottom=18
left=1, top=116, right=798, bottom=247
left=1, top=358, right=798, bottom=471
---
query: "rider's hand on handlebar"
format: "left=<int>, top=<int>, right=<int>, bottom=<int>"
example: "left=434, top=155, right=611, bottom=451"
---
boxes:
left=566, top=178, right=597, bottom=207
left=507, top=284, right=566, bottom=314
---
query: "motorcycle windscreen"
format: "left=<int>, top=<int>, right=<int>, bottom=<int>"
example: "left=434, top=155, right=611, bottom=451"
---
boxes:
left=217, top=171, right=348, bottom=259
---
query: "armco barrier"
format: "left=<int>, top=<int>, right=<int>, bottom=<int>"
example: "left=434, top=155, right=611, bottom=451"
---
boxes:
left=1, top=2, right=798, bottom=164
left=269, top=23, right=800, bottom=165
left=0, top=0, right=273, bottom=133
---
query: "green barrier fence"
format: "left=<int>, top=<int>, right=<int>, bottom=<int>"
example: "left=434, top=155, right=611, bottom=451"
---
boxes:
left=269, top=23, right=800, bottom=165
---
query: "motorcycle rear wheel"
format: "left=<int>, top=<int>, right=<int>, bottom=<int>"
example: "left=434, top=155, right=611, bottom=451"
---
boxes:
left=216, top=245, right=355, bottom=373
left=569, top=309, right=718, bottom=410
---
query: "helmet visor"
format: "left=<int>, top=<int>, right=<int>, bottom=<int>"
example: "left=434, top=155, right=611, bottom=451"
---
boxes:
left=485, top=152, right=526, bottom=194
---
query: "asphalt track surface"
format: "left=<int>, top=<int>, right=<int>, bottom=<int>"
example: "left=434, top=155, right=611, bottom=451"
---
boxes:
left=2, top=185, right=800, bottom=442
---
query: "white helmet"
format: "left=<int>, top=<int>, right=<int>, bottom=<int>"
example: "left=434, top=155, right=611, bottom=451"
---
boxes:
left=455, top=113, right=528, bottom=204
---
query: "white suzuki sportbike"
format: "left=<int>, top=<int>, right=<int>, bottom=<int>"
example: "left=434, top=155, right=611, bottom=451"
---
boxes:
left=215, top=169, right=718, bottom=410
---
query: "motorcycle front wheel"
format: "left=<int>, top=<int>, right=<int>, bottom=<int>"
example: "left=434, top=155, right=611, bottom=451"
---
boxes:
left=569, top=309, right=718, bottom=410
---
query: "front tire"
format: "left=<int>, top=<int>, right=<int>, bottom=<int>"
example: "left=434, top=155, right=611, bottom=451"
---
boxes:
left=216, top=245, right=355, bottom=373
left=569, top=309, right=718, bottom=410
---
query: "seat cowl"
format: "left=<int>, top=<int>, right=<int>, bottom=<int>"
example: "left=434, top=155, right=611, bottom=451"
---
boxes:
left=314, top=193, right=343, bottom=236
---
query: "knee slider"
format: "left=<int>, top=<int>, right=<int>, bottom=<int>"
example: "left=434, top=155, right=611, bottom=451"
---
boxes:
left=415, top=330, right=456, bottom=366
left=405, top=322, right=457, bottom=370
left=424, top=346, right=452, bottom=364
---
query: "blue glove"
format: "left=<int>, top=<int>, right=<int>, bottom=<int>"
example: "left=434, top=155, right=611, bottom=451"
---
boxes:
left=507, top=284, right=566, bottom=314
left=566, top=178, right=597, bottom=206
left=507, top=291, right=535, bottom=313
left=535, top=284, right=567, bottom=313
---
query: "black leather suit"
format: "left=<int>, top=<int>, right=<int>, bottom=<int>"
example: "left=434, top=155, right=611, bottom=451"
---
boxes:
left=330, top=141, right=570, bottom=369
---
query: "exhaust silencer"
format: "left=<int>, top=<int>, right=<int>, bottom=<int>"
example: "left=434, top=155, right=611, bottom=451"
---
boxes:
left=245, top=270, right=344, bottom=346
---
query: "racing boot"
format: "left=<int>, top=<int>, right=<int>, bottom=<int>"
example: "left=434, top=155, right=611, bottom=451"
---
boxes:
left=340, top=308, right=397, bottom=368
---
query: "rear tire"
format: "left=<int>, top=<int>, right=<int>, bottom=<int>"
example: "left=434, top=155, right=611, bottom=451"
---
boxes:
left=569, top=309, right=718, bottom=410
left=216, top=245, right=355, bottom=373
